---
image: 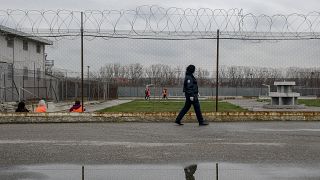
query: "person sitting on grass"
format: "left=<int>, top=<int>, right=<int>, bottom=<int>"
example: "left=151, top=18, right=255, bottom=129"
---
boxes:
left=15, top=101, right=29, bottom=112
left=69, top=100, right=85, bottom=112
left=35, top=100, right=47, bottom=113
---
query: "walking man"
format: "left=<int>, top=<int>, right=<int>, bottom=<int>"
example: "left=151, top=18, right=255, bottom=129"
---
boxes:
left=175, top=65, right=209, bottom=126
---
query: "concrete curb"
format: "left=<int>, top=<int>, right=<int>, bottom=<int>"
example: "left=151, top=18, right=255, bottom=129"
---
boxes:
left=1, top=112, right=320, bottom=123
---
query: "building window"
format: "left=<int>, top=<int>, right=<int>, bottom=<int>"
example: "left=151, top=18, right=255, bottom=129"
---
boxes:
left=36, top=44, right=41, bottom=53
left=23, top=40, right=28, bottom=51
left=6, top=37, right=14, bottom=48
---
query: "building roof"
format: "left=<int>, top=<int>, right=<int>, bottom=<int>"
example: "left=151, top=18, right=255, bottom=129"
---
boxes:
left=0, top=25, right=53, bottom=45
left=274, top=81, right=296, bottom=86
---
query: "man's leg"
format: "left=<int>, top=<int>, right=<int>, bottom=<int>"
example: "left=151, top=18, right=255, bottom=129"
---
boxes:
left=192, top=98, right=204, bottom=124
left=193, top=97, right=208, bottom=125
left=175, top=98, right=192, bottom=125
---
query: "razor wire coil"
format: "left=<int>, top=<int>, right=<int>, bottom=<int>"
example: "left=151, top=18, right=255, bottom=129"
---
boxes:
left=1, top=6, right=320, bottom=40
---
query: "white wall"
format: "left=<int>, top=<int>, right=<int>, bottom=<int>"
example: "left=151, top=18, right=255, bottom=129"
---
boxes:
left=0, top=35, right=13, bottom=63
left=0, top=34, right=45, bottom=71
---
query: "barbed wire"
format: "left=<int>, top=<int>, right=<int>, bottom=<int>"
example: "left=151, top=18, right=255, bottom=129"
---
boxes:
left=1, top=6, right=320, bottom=40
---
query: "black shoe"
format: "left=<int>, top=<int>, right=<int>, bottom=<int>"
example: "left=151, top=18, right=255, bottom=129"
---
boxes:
left=175, top=120, right=184, bottom=126
left=199, top=120, right=209, bottom=126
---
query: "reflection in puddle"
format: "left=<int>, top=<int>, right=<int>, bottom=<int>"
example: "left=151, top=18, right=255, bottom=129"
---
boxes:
left=0, top=163, right=320, bottom=180
left=184, top=164, right=197, bottom=180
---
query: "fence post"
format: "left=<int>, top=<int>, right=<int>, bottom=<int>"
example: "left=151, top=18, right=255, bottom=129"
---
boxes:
left=65, top=72, right=67, bottom=100
left=81, top=11, right=84, bottom=111
left=37, top=68, right=40, bottom=99
left=23, top=70, right=25, bottom=100
left=34, top=62, right=36, bottom=100
left=82, top=166, right=84, bottom=180
left=87, top=66, right=90, bottom=101
left=12, top=38, right=15, bottom=101
left=4, top=73, right=6, bottom=101
left=97, top=80, right=100, bottom=100
left=216, top=163, right=219, bottom=180
left=215, top=29, right=220, bottom=112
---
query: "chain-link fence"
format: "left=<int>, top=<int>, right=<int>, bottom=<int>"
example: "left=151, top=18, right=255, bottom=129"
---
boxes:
left=1, top=6, right=320, bottom=111
left=0, top=62, right=55, bottom=102
left=0, top=65, right=117, bottom=103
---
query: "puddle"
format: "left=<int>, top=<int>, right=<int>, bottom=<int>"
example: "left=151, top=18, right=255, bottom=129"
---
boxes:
left=0, top=163, right=320, bottom=180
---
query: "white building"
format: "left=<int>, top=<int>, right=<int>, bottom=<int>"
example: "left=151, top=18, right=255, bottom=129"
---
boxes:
left=0, top=25, right=54, bottom=102
left=0, top=25, right=52, bottom=70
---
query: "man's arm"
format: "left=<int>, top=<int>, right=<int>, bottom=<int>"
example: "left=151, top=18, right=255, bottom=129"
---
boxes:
left=184, top=76, right=195, bottom=97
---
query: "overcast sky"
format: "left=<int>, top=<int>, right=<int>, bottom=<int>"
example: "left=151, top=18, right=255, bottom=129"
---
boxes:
left=2, top=0, right=320, bottom=74
left=2, top=0, right=320, bottom=15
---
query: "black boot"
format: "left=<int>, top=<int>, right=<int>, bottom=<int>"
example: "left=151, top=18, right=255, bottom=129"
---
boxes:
left=199, top=120, right=209, bottom=126
left=175, top=120, right=184, bottom=126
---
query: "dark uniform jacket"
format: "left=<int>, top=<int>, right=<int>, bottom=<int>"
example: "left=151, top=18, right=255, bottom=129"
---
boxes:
left=183, top=73, right=199, bottom=97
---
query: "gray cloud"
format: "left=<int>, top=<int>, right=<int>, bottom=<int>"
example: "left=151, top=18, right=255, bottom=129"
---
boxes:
left=2, top=0, right=320, bottom=15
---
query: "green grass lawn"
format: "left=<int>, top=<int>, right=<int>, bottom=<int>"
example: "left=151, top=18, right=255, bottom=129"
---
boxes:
left=298, top=99, right=320, bottom=107
left=99, top=100, right=246, bottom=112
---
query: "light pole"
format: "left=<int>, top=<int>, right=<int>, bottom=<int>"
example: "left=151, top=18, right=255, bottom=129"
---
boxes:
left=249, top=73, right=253, bottom=87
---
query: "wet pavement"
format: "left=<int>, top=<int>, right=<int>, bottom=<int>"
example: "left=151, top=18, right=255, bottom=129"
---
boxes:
left=1, top=163, right=320, bottom=180
left=0, top=122, right=320, bottom=179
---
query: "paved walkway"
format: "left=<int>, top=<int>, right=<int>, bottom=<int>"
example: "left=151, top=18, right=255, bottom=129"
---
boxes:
left=0, top=122, right=320, bottom=165
left=225, top=99, right=320, bottom=111
left=85, top=100, right=132, bottom=112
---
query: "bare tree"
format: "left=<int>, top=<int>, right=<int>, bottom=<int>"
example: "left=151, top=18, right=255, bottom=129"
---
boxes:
left=127, top=63, right=143, bottom=85
left=145, top=64, right=162, bottom=85
left=196, top=67, right=210, bottom=85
